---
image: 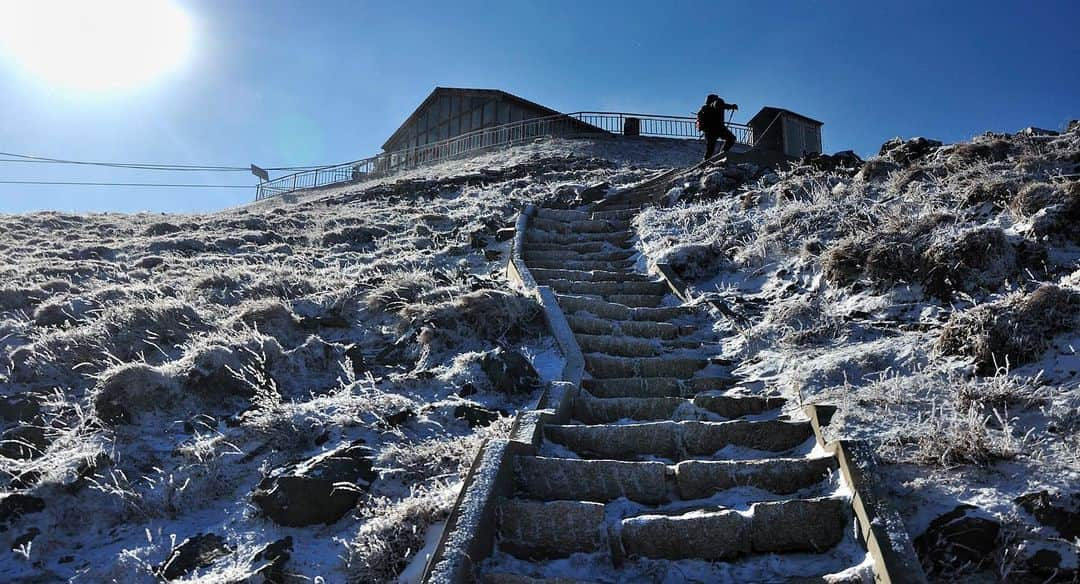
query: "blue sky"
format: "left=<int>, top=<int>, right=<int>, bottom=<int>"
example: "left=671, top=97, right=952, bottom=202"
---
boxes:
left=0, top=0, right=1076, bottom=213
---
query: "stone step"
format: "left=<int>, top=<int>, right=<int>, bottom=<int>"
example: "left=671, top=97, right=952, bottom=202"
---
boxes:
left=544, top=419, right=813, bottom=460
left=605, top=294, right=667, bottom=308
left=525, top=259, right=636, bottom=272
left=529, top=268, right=654, bottom=283
left=557, top=294, right=692, bottom=322
left=496, top=498, right=605, bottom=559
left=534, top=208, right=590, bottom=222
left=524, top=241, right=617, bottom=254
left=574, top=334, right=703, bottom=359
left=575, top=333, right=663, bottom=358
left=584, top=354, right=707, bottom=379
left=573, top=391, right=684, bottom=423
left=674, top=457, right=839, bottom=499
left=523, top=249, right=636, bottom=262
left=692, top=391, right=786, bottom=418
left=541, top=279, right=670, bottom=297
left=590, top=209, right=639, bottom=221
left=484, top=574, right=593, bottom=584
left=525, top=230, right=631, bottom=245
left=567, top=293, right=667, bottom=309
left=529, top=216, right=631, bottom=233
left=619, top=497, right=847, bottom=560
left=573, top=390, right=782, bottom=424
left=514, top=456, right=668, bottom=504
left=514, top=456, right=837, bottom=504
left=582, top=376, right=737, bottom=398
left=565, top=315, right=687, bottom=340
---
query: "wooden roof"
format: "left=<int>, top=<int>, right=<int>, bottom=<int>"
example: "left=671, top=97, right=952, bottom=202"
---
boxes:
left=381, top=87, right=567, bottom=151
left=748, top=106, right=824, bottom=128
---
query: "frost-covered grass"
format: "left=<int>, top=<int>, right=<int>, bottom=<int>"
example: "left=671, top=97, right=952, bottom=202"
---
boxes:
left=0, top=137, right=699, bottom=582
left=635, top=128, right=1080, bottom=580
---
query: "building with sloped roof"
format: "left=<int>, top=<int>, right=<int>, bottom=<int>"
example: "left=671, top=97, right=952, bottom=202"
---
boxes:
left=382, top=87, right=600, bottom=153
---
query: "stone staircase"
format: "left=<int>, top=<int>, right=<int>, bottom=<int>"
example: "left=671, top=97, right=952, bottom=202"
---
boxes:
left=477, top=205, right=868, bottom=582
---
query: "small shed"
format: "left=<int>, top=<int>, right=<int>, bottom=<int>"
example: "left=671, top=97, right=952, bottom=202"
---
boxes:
left=748, top=107, right=824, bottom=158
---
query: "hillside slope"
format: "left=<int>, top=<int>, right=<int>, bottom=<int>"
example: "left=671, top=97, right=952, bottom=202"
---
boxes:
left=0, top=137, right=698, bottom=582
left=1, top=125, right=1078, bottom=582
left=635, top=126, right=1079, bottom=580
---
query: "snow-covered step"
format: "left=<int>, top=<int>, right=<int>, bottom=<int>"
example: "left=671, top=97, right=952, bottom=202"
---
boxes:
left=544, top=419, right=813, bottom=460
left=523, top=249, right=636, bottom=262
left=582, top=376, right=737, bottom=398
left=574, top=333, right=663, bottom=358
left=674, top=457, right=838, bottom=499
left=514, top=456, right=668, bottom=504
left=590, top=208, right=639, bottom=221
left=523, top=241, right=614, bottom=253
left=528, top=268, right=655, bottom=283
left=524, top=259, right=636, bottom=272
left=557, top=294, right=693, bottom=322
left=584, top=354, right=707, bottom=379
left=496, top=499, right=605, bottom=559
left=540, top=279, right=670, bottom=297
left=565, top=315, right=687, bottom=339
left=619, top=497, right=848, bottom=560
left=534, top=208, right=590, bottom=222
left=563, top=293, right=667, bottom=309
left=574, top=334, right=705, bottom=358
left=573, top=390, right=784, bottom=423
left=513, top=456, right=837, bottom=504
left=525, top=230, right=631, bottom=245
left=529, top=216, right=631, bottom=233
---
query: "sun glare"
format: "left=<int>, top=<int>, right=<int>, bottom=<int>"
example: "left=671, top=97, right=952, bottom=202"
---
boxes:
left=0, top=0, right=193, bottom=93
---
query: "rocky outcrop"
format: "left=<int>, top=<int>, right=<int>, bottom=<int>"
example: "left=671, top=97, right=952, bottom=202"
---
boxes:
left=252, top=440, right=377, bottom=527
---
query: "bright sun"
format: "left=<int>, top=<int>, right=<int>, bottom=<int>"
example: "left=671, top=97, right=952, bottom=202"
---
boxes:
left=0, top=0, right=193, bottom=92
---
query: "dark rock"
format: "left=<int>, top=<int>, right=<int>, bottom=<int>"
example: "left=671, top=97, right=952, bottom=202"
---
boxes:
left=469, top=230, right=487, bottom=249
left=345, top=345, right=366, bottom=376
left=385, top=408, right=415, bottom=427
left=252, top=440, right=377, bottom=527
left=879, top=137, right=943, bottom=165
left=250, top=536, right=292, bottom=583
left=578, top=182, right=611, bottom=203
left=480, top=348, right=540, bottom=394
left=1018, top=127, right=1059, bottom=137
left=914, top=504, right=1000, bottom=575
left=0, top=423, right=49, bottom=460
left=454, top=403, right=504, bottom=428
left=495, top=227, right=516, bottom=242
left=157, top=533, right=232, bottom=580
left=803, top=151, right=864, bottom=172
left=0, top=395, right=41, bottom=423
left=1015, top=490, right=1080, bottom=540
left=1026, top=549, right=1064, bottom=577
left=10, top=527, right=39, bottom=551
left=858, top=158, right=900, bottom=182
left=458, top=382, right=477, bottom=397
left=0, top=494, right=46, bottom=526
left=484, top=249, right=502, bottom=261
left=61, top=452, right=110, bottom=494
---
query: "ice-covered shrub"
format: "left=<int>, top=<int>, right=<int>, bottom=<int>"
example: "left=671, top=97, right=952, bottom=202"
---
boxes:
left=937, top=284, right=1079, bottom=374
left=93, top=363, right=180, bottom=424
left=345, top=483, right=455, bottom=584
left=399, top=289, right=540, bottom=345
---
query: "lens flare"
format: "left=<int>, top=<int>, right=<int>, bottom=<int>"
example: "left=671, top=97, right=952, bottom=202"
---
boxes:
left=0, top=0, right=193, bottom=92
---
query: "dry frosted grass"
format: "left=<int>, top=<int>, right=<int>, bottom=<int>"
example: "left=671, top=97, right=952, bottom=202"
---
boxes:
left=0, top=145, right=634, bottom=581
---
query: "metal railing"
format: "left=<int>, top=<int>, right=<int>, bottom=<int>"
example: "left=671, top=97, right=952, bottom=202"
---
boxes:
left=570, top=111, right=753, bottom=145
left=255, top=111, right=753, bottom=200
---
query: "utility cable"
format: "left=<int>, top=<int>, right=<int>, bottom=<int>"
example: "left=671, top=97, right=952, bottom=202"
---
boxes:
left=0, top=180, right=251, bottom=188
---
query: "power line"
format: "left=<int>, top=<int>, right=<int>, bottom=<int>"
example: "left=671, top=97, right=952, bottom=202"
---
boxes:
left=0, top=180, right=252, bottom=188
left=0, top=151, right=327, bottom=172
